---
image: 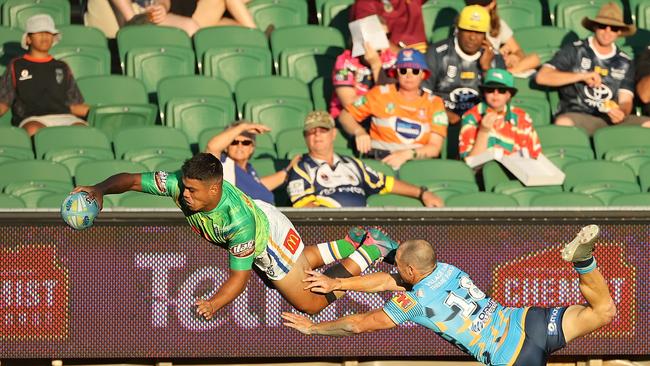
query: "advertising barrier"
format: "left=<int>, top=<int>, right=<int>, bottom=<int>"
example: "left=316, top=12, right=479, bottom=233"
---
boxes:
left=0, top=210, right=648, bottom=359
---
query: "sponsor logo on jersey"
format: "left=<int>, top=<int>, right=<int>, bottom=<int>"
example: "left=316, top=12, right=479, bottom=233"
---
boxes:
left=55, top=68, right=64, bottom=84
left=594, top=66, right=609, bottom=77
left=154, top=171, right=168, bottom=193
left=282, top=228, right=300, bottom=254
left=547, top=307, right=561, bottom=336
left=385, top=102, right=395, bottom=113
left=229, top=240, right=255, bottom=258
left=449, top=87, right=479, bottom=112
left=436, top=43, right=449, bottom=53
left=611, top=68, right=626, bottom=80
left=395, top=118, right=423, bottom=139
left=460, top=71, right=476, bottom=80
left=353, top=95, right=367, bottom=107
left=446, top=65, right=458, bottom=79
left=287, top=179, right=305, bottom=197
left=391, top=292, right=416, bottom=312
left=471, top=298, right=498, bottom=333
left=18, top=69, right=32, bottom=81
left=580, top=57, right=592, bottom=70
left=584, top=84, right=613, bottom=109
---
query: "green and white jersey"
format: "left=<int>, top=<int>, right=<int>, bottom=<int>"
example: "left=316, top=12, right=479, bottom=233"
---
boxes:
left=140, top=171, right=271, bottom=271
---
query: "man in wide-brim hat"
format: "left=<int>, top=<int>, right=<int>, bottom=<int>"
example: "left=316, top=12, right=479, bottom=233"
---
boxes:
left=535, top=2, right=650, bottom=135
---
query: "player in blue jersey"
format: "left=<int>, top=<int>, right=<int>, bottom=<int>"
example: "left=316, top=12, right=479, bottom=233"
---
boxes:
left=282, top=225, right=615, bottom=366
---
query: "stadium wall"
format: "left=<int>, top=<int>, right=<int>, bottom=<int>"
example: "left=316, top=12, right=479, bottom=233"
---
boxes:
left=0, top=209, right=648, bottom=359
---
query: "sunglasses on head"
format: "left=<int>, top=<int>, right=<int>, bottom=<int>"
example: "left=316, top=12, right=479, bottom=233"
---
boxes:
left=231, top=139, right=253, bottom=146
left=483, top=87, right=510, bottom=95
left=398, top=68, right=421, bottom=75
left=595, top=23, right=623, bottom=32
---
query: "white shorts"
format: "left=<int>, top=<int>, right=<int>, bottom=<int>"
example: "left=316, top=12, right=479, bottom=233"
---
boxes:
left=253, top=200, right=305, bottom=281
left=18, top=114, right=87, bottom=128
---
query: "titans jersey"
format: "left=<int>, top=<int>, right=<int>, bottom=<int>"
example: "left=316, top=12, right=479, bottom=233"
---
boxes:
left=383, top=263, right=527, bottom=365
left=423, top=37, right=505, bottom=116
left=287, top=154, right=394, bottom=208
left=141, top=171, right=270, bottom=271
left=545, top=37, right=634, bottom=116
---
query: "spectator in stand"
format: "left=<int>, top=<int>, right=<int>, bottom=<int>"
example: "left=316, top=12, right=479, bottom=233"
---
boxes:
left=330, top=17, right=397, bottom=120
left=635, top=46, right=650, bottom=117
left=205, top=121, right=299, bottom=205
left=0, top=15, right=89, bottom=137
left=459, top=68, right=541, bottom=160
left=464, top=0, right=540, bottom=76
left=535, top=2, right=650, bottom=135
left=423, top=5, right=505, bottom=126
left=287, top=111, right=443, bottom=208
left=338, top=48, right=448, bottom=169
left=86, top=0, right=256, bottom=38
left=350, top=0, right=427, bottom=53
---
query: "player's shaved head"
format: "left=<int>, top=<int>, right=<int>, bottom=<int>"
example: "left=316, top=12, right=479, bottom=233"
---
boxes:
left=397, top=239, right=437, bottom=274
left=182, top=153, right=223, bottom=183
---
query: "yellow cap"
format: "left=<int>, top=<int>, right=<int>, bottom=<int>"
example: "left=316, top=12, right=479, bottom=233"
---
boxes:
left=457, top=5, right=490, bottom=33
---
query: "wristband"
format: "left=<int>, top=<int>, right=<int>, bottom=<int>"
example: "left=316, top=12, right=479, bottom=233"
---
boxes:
left=418, top=186, right=429, bottom=201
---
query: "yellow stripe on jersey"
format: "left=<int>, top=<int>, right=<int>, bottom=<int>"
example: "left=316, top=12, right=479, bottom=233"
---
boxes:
left=268, top=236, right=292, bottom=265
left=436, top=322, right=448, bottom=332
left=379, top=175, right=395, bottom=194
left=293, top=195, right=317, bottom=208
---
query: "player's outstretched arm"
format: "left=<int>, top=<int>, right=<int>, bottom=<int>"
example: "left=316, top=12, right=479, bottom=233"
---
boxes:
left=304, top=270, right=406, bottom=294
left=282, top=308, right=396, bottom=336
left=72, top=173, right=143, bottom=209
left=196, top=269, right=251, bottom=320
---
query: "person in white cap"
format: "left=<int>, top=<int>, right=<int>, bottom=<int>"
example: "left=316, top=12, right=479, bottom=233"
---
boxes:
left=0, top=14, right=89, bottom=136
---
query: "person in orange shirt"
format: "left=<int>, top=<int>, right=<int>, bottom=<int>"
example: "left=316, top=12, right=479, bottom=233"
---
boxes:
left=338, top=48, right=448, bottom=169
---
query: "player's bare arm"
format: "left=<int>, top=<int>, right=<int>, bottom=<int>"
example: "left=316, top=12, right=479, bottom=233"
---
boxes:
left=304, top=270, right=406, bottom=294
left=196, top=269, right=251, bottom=320
left=281, top=308, right=396, bottom=336
left=72, top=173, right=143, bottom=209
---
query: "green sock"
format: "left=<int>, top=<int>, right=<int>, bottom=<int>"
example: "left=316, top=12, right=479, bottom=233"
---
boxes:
left=317, top=239, right=357, bottom=265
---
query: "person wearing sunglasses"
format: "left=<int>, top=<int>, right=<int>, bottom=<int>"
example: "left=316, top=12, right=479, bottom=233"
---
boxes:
left=338, top=48, right=448, bottom=170
left=287, top=111, right=443, bottom=208
left=205, top=121, right=300, bottom=205
left=536, top=2, right=650, bottom=135
left=459, top=68, right=541, bottom=160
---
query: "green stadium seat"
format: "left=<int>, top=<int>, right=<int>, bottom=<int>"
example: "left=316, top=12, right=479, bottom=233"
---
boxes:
left=33, top=126, right=113, bottom=175
left=640, top=161, right=650, bottom=192
left=193, top=26, right=268, bottom=75
left=400, top=160, right=479, bottom=200
left=0, top=160, right=72, bottom=207
left=36, top=191, right=83, bottom=209
left=529, top=192, right=604, bottom=207
left=2, top=0, right=70, bottom=30
left=594, top=126, right=650, bottom=174
left=505, top=188, right=546, bottom=207
left=0, top=26, right=24, bottom=74
left=0, top=193, right=25, bottom=208
left=50, top=46, right=111, bottom=78
left=563, top=160, right=640, bottom=203
left=249, top=157, right=278, bottom=178
left=445, top=192, right=519, bottom=207
left=198, top=127, right=226, bottom=152
left=320, top=0, right=354, bottom=38
left=202, top=47, right=272, bottom=90
left=235, top=75, right=311, bottom=116
left=113, top=126, right=192, bottom=170
left=422, top=0, right=463, bottom=42
left=251, top=132, right=277, bottom=159
left=367, top=194, right=423, bottom=208
left=555, top=0, right=623, bottom=38
left=279, top=46, right=343, bottom=84
left=0, top=110, right=11, bottom=127
left=516, top=26, right=579, bottom=55
left=615, top=29, right=650, bottom=58
left=116, top=25, right=191, bottom=68
left=637, top=2, right=650, bottom=29
left=244, top=98, right=313, bottom=141
left=430, top=26, right=453, bottom=43
left=497, top=0, right=543, bottom=30
left=0, top=126, right=33, bottom=163
left=75, top=159, right=149, bottom=206
left=361, top=159, right=395, bottom=177
left=157, top=75, right=235, bottom=146
left=116, top=191, right=177, bottom=208
left=510, top=95, right=551, bottom=126
left=269, top=25, right=345, bottom=71
left=537, top=125, right=594, bottom=163
left=310, top=76, right=333, bottom=112
left=482, top=160, right=511, bottom=192
left=77, top=75, right=157, bottom=138
left=247, top=0, right=308, bottom=31
left=52, top=25, right=111, bottom=78
left=153, top=159, right=185, bottom=172
left=609, top=193, right=650, bottom=207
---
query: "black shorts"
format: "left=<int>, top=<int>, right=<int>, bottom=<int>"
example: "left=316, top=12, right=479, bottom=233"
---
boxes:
left=513, top=307, right=568, bottom=366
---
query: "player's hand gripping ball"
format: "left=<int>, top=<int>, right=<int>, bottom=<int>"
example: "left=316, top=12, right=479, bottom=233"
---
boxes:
left=61, top=191, right=100, bottom=230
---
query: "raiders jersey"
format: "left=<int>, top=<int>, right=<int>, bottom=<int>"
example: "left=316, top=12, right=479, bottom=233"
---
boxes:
left=545, top=37, right=634, bottom=116
left=423, top=37, right=505, bottom=116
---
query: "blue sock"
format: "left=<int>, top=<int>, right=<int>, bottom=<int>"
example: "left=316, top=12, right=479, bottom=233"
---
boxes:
left=574, top=257, right=597, bottom=275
